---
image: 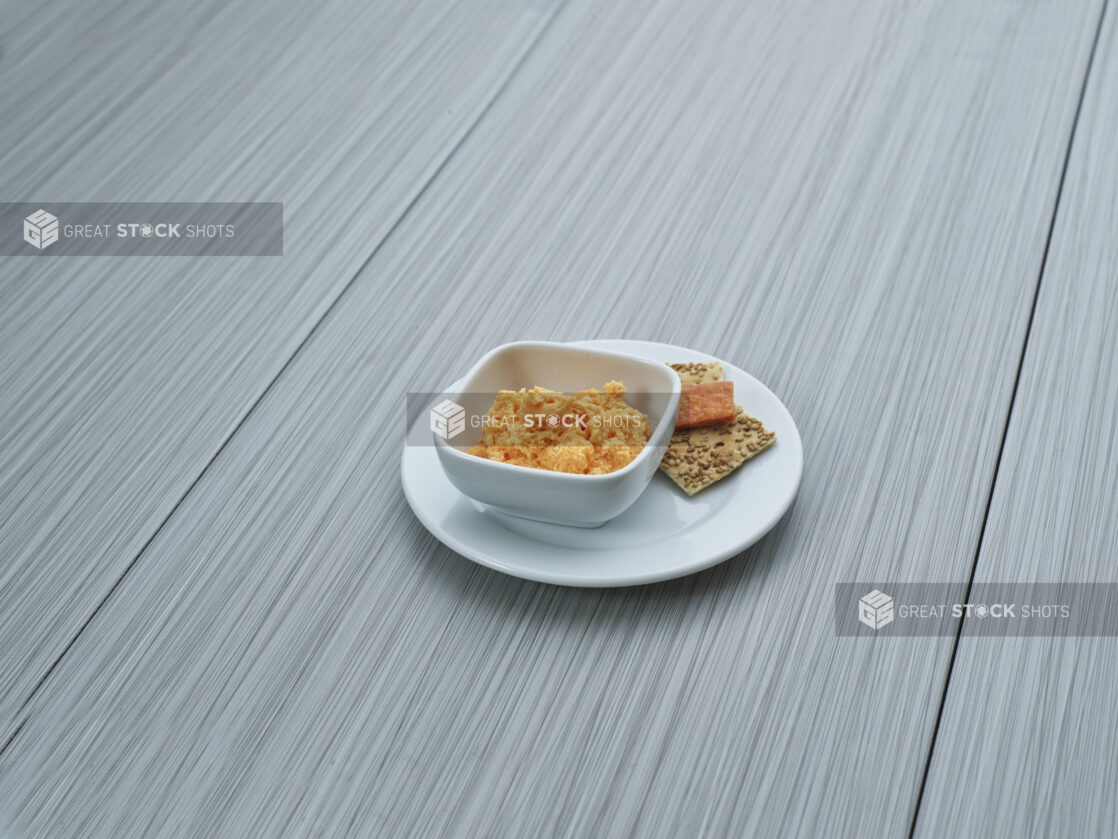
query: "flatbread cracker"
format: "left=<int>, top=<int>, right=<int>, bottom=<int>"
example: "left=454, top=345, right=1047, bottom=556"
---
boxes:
left=659, top=405, right=776, bottom=495
left=668, top=362, right=723, bottom=385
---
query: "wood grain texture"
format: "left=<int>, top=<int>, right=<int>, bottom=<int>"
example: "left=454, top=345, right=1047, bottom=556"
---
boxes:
left=0, top=0, right=559, bottom=737
left=916, top=4, right=1118, bottom=836
left=0, top=0, right=1107, bottom=836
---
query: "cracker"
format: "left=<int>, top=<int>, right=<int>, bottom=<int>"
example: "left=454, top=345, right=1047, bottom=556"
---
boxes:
left=676, top=381, right=736, bottom=429
left=659, top=405, right=776, bottom=496
left=668, top=361, right=723, bottom=385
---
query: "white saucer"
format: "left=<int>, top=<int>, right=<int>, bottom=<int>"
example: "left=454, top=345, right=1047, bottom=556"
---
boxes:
left=401, top=340, right=802, bottom=586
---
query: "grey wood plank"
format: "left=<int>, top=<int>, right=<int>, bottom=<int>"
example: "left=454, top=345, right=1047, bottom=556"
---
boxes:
left=915, top=4, right=1118, bottom=836
left=0, top=0, right=561, bottom=736
left=0, top=0, right=1103, bottom=836
left=0, top=0, right=227, bottom=179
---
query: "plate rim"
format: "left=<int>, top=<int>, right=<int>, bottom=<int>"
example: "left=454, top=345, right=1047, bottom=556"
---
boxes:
left=401, top=339, right=802, bottom=586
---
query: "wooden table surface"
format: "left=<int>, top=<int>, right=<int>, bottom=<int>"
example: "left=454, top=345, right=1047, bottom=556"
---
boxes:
left=2, top=0, right=1116, bottom=836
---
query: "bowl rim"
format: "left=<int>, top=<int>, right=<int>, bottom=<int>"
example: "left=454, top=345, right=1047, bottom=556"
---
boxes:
left=433, top=340, right=681, bottom=482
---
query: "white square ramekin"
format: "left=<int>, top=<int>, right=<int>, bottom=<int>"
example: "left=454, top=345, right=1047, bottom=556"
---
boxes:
left=434, top=341, right=680, bottom=527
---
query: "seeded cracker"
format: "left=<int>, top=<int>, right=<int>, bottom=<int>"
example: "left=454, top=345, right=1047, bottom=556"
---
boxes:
left=668, top=362, right=723, bottom=385
left=660, top=362, right=776, bottom=495
left=660, top=406, right=775, bottom=495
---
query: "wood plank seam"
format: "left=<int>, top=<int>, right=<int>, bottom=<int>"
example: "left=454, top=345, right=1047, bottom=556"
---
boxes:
left=906, top=1, right=1112, bottom=834
left=0, top=0, right=571, bottom=761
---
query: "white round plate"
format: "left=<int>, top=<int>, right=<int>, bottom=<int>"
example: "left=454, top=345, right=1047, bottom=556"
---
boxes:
left=401, top=340, right=802, bottom=586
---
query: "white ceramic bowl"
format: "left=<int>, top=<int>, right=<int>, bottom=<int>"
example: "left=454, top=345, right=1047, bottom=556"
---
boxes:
left=434, top=341, right=681, bottom=527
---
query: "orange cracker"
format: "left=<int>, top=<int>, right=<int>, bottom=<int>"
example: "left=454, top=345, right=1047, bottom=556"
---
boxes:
left=675, top=381, right=735, bottom=429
